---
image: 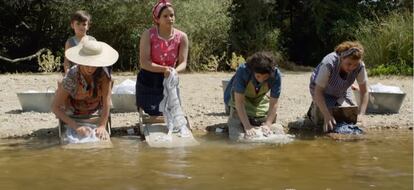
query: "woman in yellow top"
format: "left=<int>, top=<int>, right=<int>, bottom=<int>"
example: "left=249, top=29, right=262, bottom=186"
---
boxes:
left=224, top=52, right=282, bottom=140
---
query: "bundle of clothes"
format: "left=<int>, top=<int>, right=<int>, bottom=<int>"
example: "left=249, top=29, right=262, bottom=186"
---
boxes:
left=333, top=121, right=363, bottom=135
left=158, top=68, right=191, bottom=141
left=65, top=123, right=100, bottom=144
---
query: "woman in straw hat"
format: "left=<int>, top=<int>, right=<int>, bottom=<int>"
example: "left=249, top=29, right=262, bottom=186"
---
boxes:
left=136, top=0, right=189, bottom=116
left=52, top=39, right=119, bottom=140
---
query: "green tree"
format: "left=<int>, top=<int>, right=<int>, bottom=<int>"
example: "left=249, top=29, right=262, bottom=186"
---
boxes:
left=228, top=0, right=281, bottom=57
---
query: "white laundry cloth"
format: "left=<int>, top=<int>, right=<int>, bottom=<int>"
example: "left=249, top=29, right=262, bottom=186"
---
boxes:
left=154, top=134, right=173, bottom=142
left=65, top=123, right=100, bottom=144
left=369, top=83, right=404, bottom=94
left=112, top=79, right=136, bottom=94
left=159, top=68, right=191, bottom=137
left=242, top=125, right=295, bottom=144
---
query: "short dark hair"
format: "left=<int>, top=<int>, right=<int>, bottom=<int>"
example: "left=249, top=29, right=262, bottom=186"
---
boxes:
left=70, top=10, right=91, bottom=23
left=245, top=52, right=278, bottom=74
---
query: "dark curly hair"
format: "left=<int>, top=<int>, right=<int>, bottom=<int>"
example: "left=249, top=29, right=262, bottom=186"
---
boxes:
left=245, top=51, right=278, bottom=74
left=70, top=10, right=91, bottom=24
left=91, top=68, right=110, bottom=98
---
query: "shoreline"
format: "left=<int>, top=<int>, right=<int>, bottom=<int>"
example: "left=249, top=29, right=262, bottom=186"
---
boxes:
left=0, top=72, right=412, bottom=139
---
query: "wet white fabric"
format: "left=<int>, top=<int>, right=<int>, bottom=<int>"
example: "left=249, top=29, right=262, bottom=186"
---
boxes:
left=242, top=125, right=295, bottom=144
left=369, top=83, right=404, bottom=94
left=159, top=68, right=191, bottom=138
left=154, top=134, right=173, bottom=142
left=65, top=123, right=100, bottom=144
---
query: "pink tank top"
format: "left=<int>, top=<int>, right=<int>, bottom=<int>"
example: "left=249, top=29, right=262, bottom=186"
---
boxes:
left=149, top=27, right=183, bottom=67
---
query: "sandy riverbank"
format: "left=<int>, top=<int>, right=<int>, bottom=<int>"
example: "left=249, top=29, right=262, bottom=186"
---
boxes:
left=0, top=72, right=412, bottom=138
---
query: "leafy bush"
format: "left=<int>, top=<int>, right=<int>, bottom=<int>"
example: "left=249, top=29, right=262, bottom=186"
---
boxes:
left=57, top=0, right=232, bottom=72
left=200, top=51, right=245, bottom=72
left=0, top=0, right=411, bottom=74
left=228, top=52, right=245, bottom=70
left=37, top=50, right=61, bottom=73
left=355, top=11, right=413, bottom=75
left=0, top=0, right=69, bottom=73
left=368, top=63, right=413, bottom=76
left=202, top=53, right=227, bottom=72
left=228, top=0, right=281, bottom=55
left=174, top=0, right=232, bottom=71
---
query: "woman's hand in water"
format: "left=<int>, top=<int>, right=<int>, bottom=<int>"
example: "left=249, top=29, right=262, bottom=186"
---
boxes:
left=260, top=122, right=272, bottom=136
left=164, top=67, right=172, bottom=77
left=95, top=126, right=109, bottom=141
left=323, top=114, right=336, bottom=132
left=76, top=126, right=92, bottom=137
left=357, top=114, right=366, bottom=127
left=244, top=125, right=257, bottom=138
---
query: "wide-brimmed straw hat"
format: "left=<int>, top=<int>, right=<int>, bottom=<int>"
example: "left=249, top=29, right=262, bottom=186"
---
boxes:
left=65, top=38, right=119, bottom=67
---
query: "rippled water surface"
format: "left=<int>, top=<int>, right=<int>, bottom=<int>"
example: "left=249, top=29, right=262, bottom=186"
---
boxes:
left=0, top=130, right=412, bottom=190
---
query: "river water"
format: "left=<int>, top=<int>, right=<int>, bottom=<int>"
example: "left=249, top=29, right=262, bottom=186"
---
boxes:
left=0, top=130, right=412, bottom=190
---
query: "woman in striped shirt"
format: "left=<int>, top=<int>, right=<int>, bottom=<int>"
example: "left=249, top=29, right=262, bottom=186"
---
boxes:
left=309, top=41, right=369, bottom=132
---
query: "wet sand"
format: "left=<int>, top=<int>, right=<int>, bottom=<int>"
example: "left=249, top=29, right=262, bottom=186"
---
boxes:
left=0, top=72, right=412, bottom=138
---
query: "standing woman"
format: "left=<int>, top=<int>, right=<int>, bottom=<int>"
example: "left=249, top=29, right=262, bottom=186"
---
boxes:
left=136, top=0, right=189, bottom=116
left=309, top=41, right=369, bottom=132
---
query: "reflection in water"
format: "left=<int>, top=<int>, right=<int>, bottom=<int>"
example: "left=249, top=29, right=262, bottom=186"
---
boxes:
left=151, top=148, right=192, bottom=180
left=0, top=130, right=412, bottom=190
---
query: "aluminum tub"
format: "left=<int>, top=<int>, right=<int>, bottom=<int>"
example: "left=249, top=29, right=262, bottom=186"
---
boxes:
left=354, top=90, right=406, bottom=114
left=111, top=93, right=136, bottom=112
left=16, top=92, right=55, bottom=112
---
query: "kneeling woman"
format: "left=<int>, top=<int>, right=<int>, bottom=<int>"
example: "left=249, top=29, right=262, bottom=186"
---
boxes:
left=309, top=41, right=369, bottom=132
left=224, top=52, right=282, bottom=140
left=52, top=39, right=118, bottom=140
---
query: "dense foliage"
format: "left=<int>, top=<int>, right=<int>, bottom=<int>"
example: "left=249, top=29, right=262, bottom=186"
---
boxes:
left=0, top=0, right=412, bottom=75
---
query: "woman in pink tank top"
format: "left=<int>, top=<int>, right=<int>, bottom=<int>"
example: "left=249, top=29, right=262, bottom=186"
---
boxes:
left=136, top=0, right=189, bottom=116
